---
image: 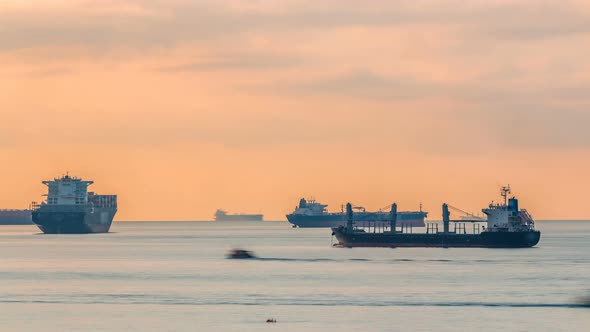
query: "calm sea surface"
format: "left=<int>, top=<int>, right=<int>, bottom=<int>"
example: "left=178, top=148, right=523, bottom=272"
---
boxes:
left=0, top=220, right=588, bottom=331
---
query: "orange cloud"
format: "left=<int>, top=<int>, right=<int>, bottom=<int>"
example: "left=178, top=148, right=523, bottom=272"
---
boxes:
left=1, top=0, right=589, bottom=220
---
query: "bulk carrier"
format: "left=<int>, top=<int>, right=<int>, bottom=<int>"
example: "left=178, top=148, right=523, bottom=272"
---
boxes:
left=287, top=198, right=427, bottom=228
left=31, top=174, right=117, bottom=234
left=332, top=187, right=540, bottom=248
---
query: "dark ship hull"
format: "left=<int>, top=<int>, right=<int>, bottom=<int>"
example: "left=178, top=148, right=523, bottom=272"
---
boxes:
left=332, top=227, right=541, bottom=248
left=287, top=212, right=427, bottom=228
left=32, top=206, right=116, bottom=234
left=286, top=214, right=345, bottom=228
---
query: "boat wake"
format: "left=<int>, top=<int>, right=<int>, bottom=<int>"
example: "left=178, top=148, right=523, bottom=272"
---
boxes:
left=255, top=257, right=370, bottom=262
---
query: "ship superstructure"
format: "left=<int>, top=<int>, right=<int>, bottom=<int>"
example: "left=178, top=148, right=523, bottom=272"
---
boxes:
left=31, top=174, right=117, bottom=234
left=482, top=186, right=535, bottom=232
left=292, top=198, right=329, bottom=216
left=332, top=186, right=540, bottom=248
left=287, top=198, right=427, bottom=228
left=214, top=209, right=263, bottom=221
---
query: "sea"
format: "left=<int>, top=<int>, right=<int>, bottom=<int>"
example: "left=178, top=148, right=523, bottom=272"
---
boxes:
left=0, top=220, right=588, bottom=331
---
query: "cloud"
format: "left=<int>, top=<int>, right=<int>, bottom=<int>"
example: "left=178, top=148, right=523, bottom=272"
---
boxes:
left=3, top=108, right=355, bottom=149
left=157, top=54, right=301, bottom=72
left=254, top=66, right=590, bottom=152
left=27, top=67, right=75, bottom=77
left=465, top=1, right=590, bottom=41
left=465, top=104, right=590, bottom=150
left=265, top=70, right=441, bottom=100
left=2, top=0, right=589, bottom=55
left=2, top=0, right=589, bottom=154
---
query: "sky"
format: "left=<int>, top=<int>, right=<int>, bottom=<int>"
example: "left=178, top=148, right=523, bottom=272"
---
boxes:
left=1, top=0, right=589, bottom=220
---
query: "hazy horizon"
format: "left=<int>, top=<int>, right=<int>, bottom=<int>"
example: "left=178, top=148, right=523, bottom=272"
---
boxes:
left=2, top=0, right=590, bottom=220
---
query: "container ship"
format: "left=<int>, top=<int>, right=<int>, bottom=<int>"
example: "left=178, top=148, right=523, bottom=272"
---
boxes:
left=214, top=209, right=263, bottom=221
left=0, top=209, right=32, bottom=225
left=332, top=186, right=540, bottom=248
left=31, top=174, right=117, bottom=234
left=287, top=198, right=427, bottom=228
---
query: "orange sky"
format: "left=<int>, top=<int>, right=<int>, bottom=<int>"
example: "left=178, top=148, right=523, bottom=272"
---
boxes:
left=1, top=0, right=590, bottom=220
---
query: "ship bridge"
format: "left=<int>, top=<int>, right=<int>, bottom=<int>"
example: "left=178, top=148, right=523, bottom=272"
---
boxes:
left=43, top=174, right=93, bottom=206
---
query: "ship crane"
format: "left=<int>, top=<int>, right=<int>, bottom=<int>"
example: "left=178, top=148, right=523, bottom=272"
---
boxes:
left=447, top=204, right=487, bottom=222
left=348, top=204, right=367, bottom=213
left=378, top=203, right=395, bottom=212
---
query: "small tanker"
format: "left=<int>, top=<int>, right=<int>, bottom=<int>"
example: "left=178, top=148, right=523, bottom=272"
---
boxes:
left=332, top=187, right=540, bottom=248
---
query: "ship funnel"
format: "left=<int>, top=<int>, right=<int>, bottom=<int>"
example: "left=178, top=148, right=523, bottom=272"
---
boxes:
left=508, top=198, right=518, bottom=212
left=346, top=203, right=353, bottom=233
left=299, top=198, right=307, bottom=208
left=390, top=203, right=398, bottom=233
left=442, top=203, right=450, bottom=234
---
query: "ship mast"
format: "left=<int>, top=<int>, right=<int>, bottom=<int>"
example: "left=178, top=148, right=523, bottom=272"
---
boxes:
left=500, top=185, right=511, bottom=206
